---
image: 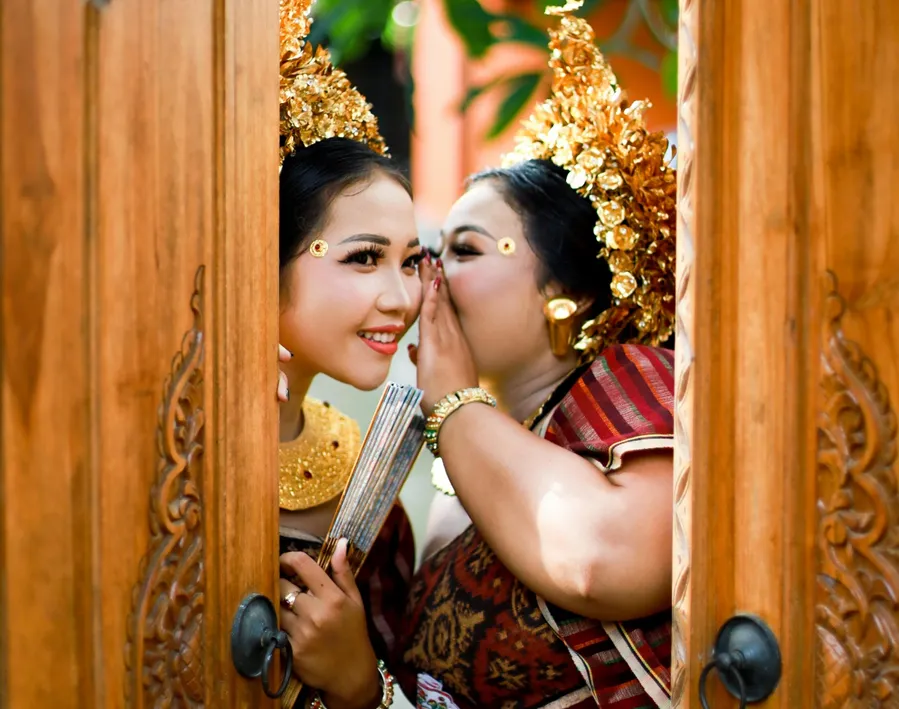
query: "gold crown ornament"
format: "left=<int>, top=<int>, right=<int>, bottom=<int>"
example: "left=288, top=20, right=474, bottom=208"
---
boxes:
left=279, top=0, right=387, bottom=167
left=503, top=0, right=676, bottom=360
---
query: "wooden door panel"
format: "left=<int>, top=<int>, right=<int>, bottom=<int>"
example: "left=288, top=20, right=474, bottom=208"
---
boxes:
left=674, top=0, right=899, bottom=706
left=95, top=2, right=212, bottom=704
left=813, top=1, right=899, bottom=704
left=206, top=0, right=281, bottom=702
left=1, top=1, right=90, bottom=706
left=1, top=0, right=279, bottom=707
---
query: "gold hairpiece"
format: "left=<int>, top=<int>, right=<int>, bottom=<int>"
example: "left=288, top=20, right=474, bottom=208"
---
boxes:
left=279, top=0, right=387, bottom=167
left=502, top=0, right=676, bottom=359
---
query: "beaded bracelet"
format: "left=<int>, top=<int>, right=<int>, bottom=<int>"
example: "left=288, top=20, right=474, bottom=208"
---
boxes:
left=309, top=659, right=395, bottom=709
left=424, top=387, right=497, bottom=457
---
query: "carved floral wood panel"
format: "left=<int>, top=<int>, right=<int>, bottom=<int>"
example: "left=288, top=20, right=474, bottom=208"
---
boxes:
left=816, top=276, right=899, bottom=707
left=125, top=267, right=206, bottom=709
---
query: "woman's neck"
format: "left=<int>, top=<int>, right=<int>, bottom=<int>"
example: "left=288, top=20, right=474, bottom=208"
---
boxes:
left=279, top=362, right=315, bottom=443
left=482, top=351, right=579, bottom=425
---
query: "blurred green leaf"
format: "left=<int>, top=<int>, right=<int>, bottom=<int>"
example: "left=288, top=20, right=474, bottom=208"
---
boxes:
left=492, top=14, right=548, bottom=48
left=441, top=0, right=679, bottom=140
left=660, top=49, right=678, bottom=98
left=660, top=0, right=679, bottom=26
left=328, top=11, right=369, bottom=63
left=487, top=72, right=542, bottom=138
left=442, top=0, right=496, bottom=58
left=459, top=76, right=507, bottom=112
left=577, top=0, right=609, bottom=15
left=310, top=0, right=396, bottom=63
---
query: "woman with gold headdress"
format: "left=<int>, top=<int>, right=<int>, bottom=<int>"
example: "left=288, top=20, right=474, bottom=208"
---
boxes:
left=277, top=2, right=677, bottom=708
left=272, top=0, right=424, bottom=706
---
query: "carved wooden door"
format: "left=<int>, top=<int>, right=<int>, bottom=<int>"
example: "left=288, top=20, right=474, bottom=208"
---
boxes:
left=672, top=0, right=899, bottom=707
left=1, top=1, right=281, bottom=707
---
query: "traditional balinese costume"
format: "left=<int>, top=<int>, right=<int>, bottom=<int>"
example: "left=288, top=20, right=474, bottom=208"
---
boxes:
left=395, top=2, right=678, bottom=706
left=276, top=0, right=414, bottom=705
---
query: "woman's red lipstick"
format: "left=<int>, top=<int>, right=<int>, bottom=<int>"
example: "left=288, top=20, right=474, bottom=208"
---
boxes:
left=357, top=325, right=404, bottom=356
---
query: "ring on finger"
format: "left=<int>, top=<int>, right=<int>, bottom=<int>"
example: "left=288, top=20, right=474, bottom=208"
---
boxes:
left=282, top=589, right=300, bottom=611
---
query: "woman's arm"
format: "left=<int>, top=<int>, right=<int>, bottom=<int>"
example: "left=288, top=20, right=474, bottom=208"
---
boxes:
left=412, top=259, right=671, bottom=620
left=438, top=404, right=673, bottom=620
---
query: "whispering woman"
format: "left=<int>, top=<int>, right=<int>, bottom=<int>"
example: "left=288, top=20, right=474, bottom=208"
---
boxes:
left=278, top=2, right=678, bottom=708
left=272, top=1, right=425, bottom=707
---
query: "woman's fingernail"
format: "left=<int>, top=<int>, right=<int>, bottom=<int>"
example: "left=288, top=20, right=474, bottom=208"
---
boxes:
left=436, top=258, right=444, bottom=270
left=424, top=249, right=432, bottom=263
left=434, top=276, right=442, bottom=291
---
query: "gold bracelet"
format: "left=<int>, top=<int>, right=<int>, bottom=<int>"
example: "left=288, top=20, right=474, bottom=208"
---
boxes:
left=309, top=659, right=395, bottom=709
left=424, top=387, right=497, bottom=457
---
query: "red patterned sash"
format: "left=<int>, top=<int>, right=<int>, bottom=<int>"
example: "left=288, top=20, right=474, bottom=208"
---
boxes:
left=540, top=345, right=674, bottom=707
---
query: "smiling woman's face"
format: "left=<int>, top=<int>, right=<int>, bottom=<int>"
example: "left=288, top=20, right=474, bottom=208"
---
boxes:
left=280, top=171, right=423, bottom=391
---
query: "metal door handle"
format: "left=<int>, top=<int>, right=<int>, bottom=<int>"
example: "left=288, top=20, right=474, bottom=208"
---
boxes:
left=698, top=615, right=781, bottom=708
left=231, top=593, right=293, bottom=698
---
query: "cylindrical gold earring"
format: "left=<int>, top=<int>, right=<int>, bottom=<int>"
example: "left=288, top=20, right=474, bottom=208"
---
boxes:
left=543, top=297, right=578, bottom=356
left=309, top=239, right=328, bottom=258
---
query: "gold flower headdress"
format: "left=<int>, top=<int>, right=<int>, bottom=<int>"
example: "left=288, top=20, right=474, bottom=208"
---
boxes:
left=279, top=0, right=387, bottom=166
left=503, top=0, right=676, bottom=359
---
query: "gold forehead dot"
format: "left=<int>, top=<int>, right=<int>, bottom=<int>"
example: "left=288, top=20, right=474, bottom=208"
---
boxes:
left=309, top=239, right=328, bottom=258
left=497, top=237, right=516, bottom=255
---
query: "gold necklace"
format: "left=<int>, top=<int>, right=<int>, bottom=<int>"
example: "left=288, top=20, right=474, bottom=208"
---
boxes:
left=279, top=398, right=361, bottom=510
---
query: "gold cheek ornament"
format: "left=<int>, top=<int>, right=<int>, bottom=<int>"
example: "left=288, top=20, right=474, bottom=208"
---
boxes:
left=543, top=296, right=578, bottom=356
left=497, top=237, right=516, bottom=255
left=309, top=239, right=328, bottom=258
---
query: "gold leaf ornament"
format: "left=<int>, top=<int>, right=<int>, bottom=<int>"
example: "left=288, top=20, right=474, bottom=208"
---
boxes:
left=279, top=0, right=387, bottom=168
left=502, top=0, right=676, bottom=359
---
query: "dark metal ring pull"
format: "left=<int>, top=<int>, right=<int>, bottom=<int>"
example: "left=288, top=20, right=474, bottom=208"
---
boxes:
left=699, top=654, right=748, bottom=709
left=231, top=593, right=294, bottom=699
left=260, top=628, right=293, bottom=698
left=698, top=614, right=782, bottom=708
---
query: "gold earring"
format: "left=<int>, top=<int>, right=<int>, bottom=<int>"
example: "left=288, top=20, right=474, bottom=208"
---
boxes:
left=497, top=237, right=516, bottom=256
left=543, top=297, right=578, bottom=356
left=309, top=239, right=328, bottom=258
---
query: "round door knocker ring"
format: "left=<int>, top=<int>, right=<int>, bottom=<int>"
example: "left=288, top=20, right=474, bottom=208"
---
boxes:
left=231, top=593, right=293, bottom=699
left=699, top=654, right=748, bottom=709
left=260, top=629, right=292, bottom=699
left=698, top=614, right=782, bottom=709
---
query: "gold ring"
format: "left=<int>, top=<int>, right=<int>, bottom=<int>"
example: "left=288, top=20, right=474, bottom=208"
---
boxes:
left=282, top=590, right=300, bottom=611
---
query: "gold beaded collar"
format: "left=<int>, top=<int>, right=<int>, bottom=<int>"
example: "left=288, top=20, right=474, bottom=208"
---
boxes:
left=279, top=398, right=361, bottom=511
